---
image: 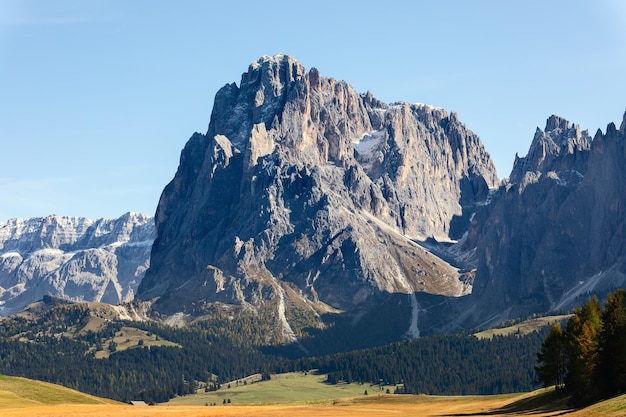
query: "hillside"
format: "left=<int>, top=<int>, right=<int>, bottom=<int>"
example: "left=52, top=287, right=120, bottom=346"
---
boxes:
left=0, top=374, right=118, bottom=408
left=0, top=297, right=545, bottom=402
left=167, top=371, right=395, bottom=405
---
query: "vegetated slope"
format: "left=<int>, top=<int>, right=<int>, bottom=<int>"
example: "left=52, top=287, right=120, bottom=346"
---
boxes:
left=474, top=314, right=572, bottom=339
left=274, top=330, right=547, bottom=396
left=0, top=374, right=118, bottom=408
left=137, top=53, right=498, bottom=344
left=0, top=300, right=274, bottom=403
left=0, top=297, right=547, bottom=403
left=167, top=371, right=393, bottom=405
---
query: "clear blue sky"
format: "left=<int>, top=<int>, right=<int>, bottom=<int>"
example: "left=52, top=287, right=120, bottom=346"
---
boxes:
left=1, top=0, right=625, bottom=221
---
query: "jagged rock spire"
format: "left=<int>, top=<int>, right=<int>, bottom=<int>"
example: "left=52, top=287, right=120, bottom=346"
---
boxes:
left=508, top=114, right=591, bottom=185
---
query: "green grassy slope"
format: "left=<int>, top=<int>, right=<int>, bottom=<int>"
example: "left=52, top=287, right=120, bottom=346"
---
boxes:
left=0, top=374, right=119, bottom=408
left=166, top=371, right=396, bottom=405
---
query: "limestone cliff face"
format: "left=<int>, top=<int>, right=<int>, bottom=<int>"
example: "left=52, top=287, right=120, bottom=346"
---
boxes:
left=508, top=115, right=591, bottom=186
left=0, top=212, right=154, bottom=315
left=137, top=54, right=498, bottom=342
left=456, top=113, right=626, bottom=326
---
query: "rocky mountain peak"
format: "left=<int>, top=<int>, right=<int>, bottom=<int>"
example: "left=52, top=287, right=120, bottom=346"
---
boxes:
left=508, top=114, right=591, bottom=185
left=243, top=54, right=306, bottom=94
left=0, top=212, right=153, bottom=254
left=451, top=110, right=626, bottom=331
left=545, top=114, right=570, bottom=131
left=138, top=54, right=499, bottom=343
left=208, top=54, right=372, bottom=168
left=0, top=215, right=93, bottom=254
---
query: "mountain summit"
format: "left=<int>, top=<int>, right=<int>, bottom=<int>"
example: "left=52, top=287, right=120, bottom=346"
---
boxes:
left=137, top=54, right=498, bottom=345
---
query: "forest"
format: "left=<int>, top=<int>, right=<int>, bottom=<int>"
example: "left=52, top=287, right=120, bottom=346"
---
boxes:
left=274, top=331, right=545, bottom=395
left=0, top=301, right=548, bottom=403
left=536, top=289, right=626, bottom=406
left=0, top=307, right=274, bottom=402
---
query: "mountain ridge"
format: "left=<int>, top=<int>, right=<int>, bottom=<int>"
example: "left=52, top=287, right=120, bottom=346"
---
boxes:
left=0, top=212, right=154, bottom=315
left=4, top=55, right=626, bottom=351
left=451, top=110, right=626, bottom=329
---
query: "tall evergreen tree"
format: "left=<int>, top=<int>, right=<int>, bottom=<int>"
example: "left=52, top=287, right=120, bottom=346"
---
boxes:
left=565, top=296, right=602, bottom=405
left=536, top=323, right=566, bottom=389
left=598, top=289, right=626, bottom=396
left=536, top=291, right=626, bottom=405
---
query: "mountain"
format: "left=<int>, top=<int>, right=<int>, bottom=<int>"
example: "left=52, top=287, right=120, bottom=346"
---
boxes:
left=8, top=54, right=623, bottom=350
left=0, top=212, right=154, bottom=315
left=452, top=112, right=626, bottom=327
left=137, top=54, right=499, bottom=345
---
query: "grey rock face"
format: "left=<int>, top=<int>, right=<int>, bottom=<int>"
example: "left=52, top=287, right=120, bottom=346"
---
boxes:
left=0, top=212, right=154, bottom=315
left=138, top=54, right=498, bottom=342
left=508, top=115, right=591, bottom=186
left=455, top=112, right=626, bottom=327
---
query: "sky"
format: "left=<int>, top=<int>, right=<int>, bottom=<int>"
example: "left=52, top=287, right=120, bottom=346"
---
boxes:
left=1, top=0, right=625, bottom=221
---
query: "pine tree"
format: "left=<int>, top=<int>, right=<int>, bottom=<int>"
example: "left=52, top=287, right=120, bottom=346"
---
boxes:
left=536, top=323, right=566, bottom=389
left=565, top=297, right=602, bottom=405
left=598, top=289, right=626, bottom=396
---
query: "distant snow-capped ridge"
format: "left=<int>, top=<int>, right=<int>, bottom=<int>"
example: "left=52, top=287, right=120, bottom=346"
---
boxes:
left=0, top=212, right=155, bottom=316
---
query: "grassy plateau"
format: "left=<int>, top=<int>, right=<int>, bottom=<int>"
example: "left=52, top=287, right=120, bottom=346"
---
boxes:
left=474, top=314, right=573, bottom=339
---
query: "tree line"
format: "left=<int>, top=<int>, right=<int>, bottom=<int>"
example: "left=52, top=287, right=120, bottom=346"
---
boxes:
left=270, top=331, right=545, bottom=395
left=536, top=289, right=626, bottom=406
left=0, top=300, right=552, bottom=402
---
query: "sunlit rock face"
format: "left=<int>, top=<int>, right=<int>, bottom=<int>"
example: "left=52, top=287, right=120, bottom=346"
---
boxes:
left=137, top=54, right=498, bottom=343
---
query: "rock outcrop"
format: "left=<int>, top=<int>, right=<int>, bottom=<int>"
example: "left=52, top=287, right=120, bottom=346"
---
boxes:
left=137, top=54, right=498, bottom=343
left=454, top=112, right=626, bottom=327
left=0, top=212, right=154, bottom=315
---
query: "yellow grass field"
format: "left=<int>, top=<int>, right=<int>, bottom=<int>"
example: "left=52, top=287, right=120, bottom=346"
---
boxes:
left=2, top=372, right=625, bottom=417
left=2, top=390, right=626, bottom=417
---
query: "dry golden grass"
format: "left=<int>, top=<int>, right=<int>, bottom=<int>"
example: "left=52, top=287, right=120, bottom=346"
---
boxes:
left=2, top=373, right=625, bottom=417
left=0, top=398, right=514, bottom=417
left=3, top=389, right=625, bottom=417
